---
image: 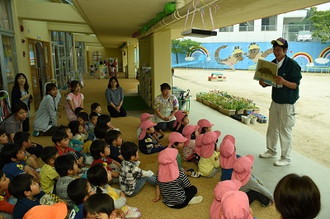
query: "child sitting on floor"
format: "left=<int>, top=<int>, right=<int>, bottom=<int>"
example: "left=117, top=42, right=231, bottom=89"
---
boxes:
left=197, top=118, right=214, bottom=134
left=87, top=164, right=141, bottom=218
left=220, top=135, right=240, bottom=181
left=0, top=171, right=15, bottom=218
left=138, top=120, right=166, bottom=154
left=172, top=110, right=189, bottom=133
left=68, top=121, right=88, bottom=152
left=221, top=190, right=254, bottom=219
left=13, top=132, right=41, bottom=171
left=40, top=146, right=59, bottom=194
left=90, top=140, right=120, bottom=183
left=8, top=174, right=45, bottom=219
left=120, top=142, right=156, bottom=196
left=54, top=154, right=80, bottom=209
left=154, top=148, right=203, bottom=209
left=197, top=131, right=221, bottom=178
left=97, top=114, right=118, bottom=131
left=137, top=113, right=163, bottom=140
left=83, top=194, right=124, bottom=219
left=105, top=130, right=124, bottom=163
left=86, top=112, right=98, bottom=139
left=67, top=178, right=95, bottom=219
left=0, top=129, right=8, bottom=153
left=182, top=125, right=199, bottom=162
left=91, top=103, right=102, bottom=116
left=232, top=155, right=273, bottom=207
left=0, top=143, right=38, bottom=180
left=209, top=179, right=241, bottom=219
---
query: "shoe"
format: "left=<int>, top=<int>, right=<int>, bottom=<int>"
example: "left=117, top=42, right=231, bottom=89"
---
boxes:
left=157, top=134, right=164, bottom=140
left=190, top=171, right=201, bottom=178
left=188, top=196, right=203, bottom=204
left=274, top=159, right=291, bottom=166
left=259, top=151, right=276, bottom=158
left=32, top=131, right=40, bottom=137
left=125, top=208, right=141, bottom=218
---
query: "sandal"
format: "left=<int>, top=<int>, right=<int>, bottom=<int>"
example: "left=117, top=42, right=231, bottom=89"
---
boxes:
left=190, top=171, right=201, bottom=178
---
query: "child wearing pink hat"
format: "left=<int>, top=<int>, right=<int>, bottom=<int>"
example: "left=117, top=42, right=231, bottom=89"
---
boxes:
left=182, top=125, right=199, bottom=162
left=154, top=148, right=203, bottom=208
left=137, top=113, right=164, bottom=140
left=138, top=120, right=166, bottom=154
left=172, top=110, right=189, bottom=133
left=220, top=190, right=254, bottom=219
left=209, top=179, right=242, bottom=219
left=197, top=131, right=221, bottom=177
left=219, top=135, right=240, bottom=181
left=232, top=155, right=273, bottom=206
left=197, top=118, right=214, bottom=134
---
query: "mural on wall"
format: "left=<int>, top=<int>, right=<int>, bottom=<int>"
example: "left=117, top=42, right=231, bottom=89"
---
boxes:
left=315, top=47, right=330, bottom=65
left=214, top=45, right=244, bottom=70
left=246, top=43, right=273, bottom=63
left=172, top=42, right=330, bottom=72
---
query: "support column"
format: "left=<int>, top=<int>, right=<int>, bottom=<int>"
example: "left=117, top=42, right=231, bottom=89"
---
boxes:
left=127, top=43, right=136, bottom=78
left=151, top=29, right=172, bottom=99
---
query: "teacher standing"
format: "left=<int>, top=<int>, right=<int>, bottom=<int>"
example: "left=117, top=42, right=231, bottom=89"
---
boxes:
left=105, top=77, right=127, bottom=117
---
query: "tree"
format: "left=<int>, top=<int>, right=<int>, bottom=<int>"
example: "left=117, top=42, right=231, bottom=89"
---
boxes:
left=309, top=7, right=330, bottom=42
left=171, top=39, right=201, bottom=64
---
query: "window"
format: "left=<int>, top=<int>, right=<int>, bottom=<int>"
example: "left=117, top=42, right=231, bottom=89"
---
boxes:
left=239, top=21, right=254, bottom=31
left=261, top=16, right=277, bottom=31
left=219, top=26, right=233, bottom=32
left=0, top=0, right=12, bottom=31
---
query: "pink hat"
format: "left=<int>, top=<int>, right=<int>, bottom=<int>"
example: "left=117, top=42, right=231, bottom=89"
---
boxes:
left=158, top=148, right=179, bottom=182
left=232, top=155, right=254, bottom=186
left=200, top=131, right=221, bottom=158
left=194, top=134, right=204, bottom=156
left=23, top=203, right=68, bottom=219
left=197, top=119, right=214, bottom=133
left=167, top=132, right=188, bottom=148
left=220, top=135, right=237, bottom=169
left=210, top=180, right=242, bottom=219
left=139, top=120, right=157, bottom=140
left=220, top=191, right=253, bottom=219
left=182, top=125, right=199, bottom=146
left=173, top=110, right=187, bottom=130
left=140, top=113, right=152, bottom=122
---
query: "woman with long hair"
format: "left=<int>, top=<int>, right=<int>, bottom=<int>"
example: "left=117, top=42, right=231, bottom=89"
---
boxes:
left=11, top=73, right=33, bottom=131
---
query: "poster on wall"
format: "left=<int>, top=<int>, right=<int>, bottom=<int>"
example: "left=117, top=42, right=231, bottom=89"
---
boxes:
left=253, top=59, right=278, bottom=86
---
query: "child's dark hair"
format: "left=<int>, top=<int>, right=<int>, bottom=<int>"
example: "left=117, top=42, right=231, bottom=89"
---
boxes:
left=96, top=114, right=111, bottom=127
left=11, top=101, right=28, bottom=114
left=0, top=143, right=22, bottom=164
left=121, top=141, right=138, bottom=161
left=68, top=120, right=80, bottom=136
left=160, top=83, right=171, bottom=91
left=52, top=129, right=68, bottom=144
left=89, top=112, right=99, bottom=121
left=8, top=174, right=36, bottom=199
left=104, top=130, right=121, bottom=145
left=91, top=103, right=101, bottom=112
left=87, top=164, right=108, bottom=193
left=90, top=140, right=108, bottom=160
left=54, top=154, right=76, bottom=177
left=83, top=193, right=114, bottom=217
left=74, top=107, right=84, bottom=116
left=13, top=131, right=30, bottom=147
left=94, top=125, right=108, bottom=139
left=77, top=112, right=89, bottom=122
left=200, top=127, right=208, bottom=134
left=41, top=146, right=58, bottom=164
left=0, top=128, right=6, bottom=136
left=68, top=178, right=89, bottom=205
left=46, top=83, right=57, bottom=94
left=274, top=174, right=320, bottom=219
left=69, top=80, right=81, bottom=93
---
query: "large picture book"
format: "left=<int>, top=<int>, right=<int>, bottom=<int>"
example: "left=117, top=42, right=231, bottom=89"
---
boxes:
left=253, top=59, right=278, bottom=86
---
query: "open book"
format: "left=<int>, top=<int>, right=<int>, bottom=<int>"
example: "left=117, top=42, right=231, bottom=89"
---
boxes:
left=253, top=59, right=278, bottom=86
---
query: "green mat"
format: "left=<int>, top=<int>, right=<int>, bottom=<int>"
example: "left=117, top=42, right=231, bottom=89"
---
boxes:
left=123, top=95, right=150, bottom=110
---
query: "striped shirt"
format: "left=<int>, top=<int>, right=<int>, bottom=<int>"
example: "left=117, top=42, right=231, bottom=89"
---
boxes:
left=156, top=171, right=191, bottom=206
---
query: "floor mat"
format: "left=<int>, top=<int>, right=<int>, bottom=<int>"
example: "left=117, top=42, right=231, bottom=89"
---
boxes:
left=123, top=95, right=150, bottom=110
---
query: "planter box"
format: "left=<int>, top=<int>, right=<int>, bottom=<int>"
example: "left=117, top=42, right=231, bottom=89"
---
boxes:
left=218, top=106, right=236, bottom=116
left=196, top=96, right=203, bottom=103
left=209, top=102, right=219, bottom=110
left=236, top=109, right=244, bottom=114
left=203, top=100, right=212, bottom=107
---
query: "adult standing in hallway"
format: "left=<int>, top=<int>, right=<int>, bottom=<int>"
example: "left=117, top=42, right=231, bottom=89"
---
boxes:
left=105, top=76, right=127, bottom=117
left=259, top=38, right=302, bottom=166
left=11, top=73, right=33, bottom=131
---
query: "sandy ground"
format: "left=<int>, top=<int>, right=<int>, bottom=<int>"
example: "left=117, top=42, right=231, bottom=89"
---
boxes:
left=173, top=69, right=330, bottom=168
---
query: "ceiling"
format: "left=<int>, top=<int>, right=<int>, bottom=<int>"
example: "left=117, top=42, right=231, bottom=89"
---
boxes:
left=72, top=0, right=329, bottom=49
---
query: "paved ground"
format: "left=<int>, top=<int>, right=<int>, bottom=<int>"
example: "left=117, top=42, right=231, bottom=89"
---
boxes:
left=173, top=68, right=330, bottom=168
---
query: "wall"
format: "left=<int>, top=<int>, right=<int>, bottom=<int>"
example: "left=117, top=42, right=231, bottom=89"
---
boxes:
left=172, top=42, right=330, bottom=72
left=86, top=46, right=122, bottom=68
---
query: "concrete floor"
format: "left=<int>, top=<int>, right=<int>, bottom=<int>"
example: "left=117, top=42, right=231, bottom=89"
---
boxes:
left=187, top=98, right=330, bottom=219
